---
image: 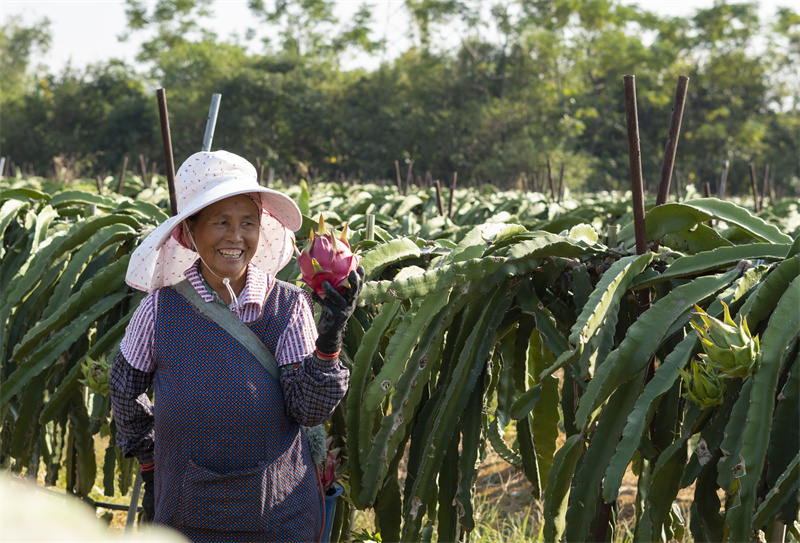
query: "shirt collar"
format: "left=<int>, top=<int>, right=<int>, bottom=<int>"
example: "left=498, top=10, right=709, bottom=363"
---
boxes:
left=184, top=259, right=272, bottom=311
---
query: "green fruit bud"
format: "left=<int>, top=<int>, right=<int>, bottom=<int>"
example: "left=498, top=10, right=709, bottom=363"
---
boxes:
left=81, top=354, right=110, bottom=397
left=680, top=359, right=726, bottom=408
left=691, top=302, right=761, bottom=379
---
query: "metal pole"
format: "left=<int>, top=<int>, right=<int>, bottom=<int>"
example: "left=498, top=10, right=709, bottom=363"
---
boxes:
left=139, top=154, right=149, bottom=187
left=394, top=160, right=402, bottom=193
left=116, top=156, right=129, bottom=194
left=201, top=93, right=222, bottom=152
left=157, top=88, right=178, bottom=216
left=655, top=76, right=689, bottom=207
left=405, top=161, right=413, bottom=195
left=547, top=157, right=555, bottom=199
left=652, top=75, right=689, bottom=252
left=623, top=75, right=648, bottom=259
left=749, top=162, right=760, bottom=213
left=718, top=160, right=729, bottom=200
left=448, top=172, right=457, bottom=220
left=125, top=466, right=142, bottom=531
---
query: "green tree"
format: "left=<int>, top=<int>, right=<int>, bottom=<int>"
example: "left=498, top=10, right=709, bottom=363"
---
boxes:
left=0, top=16, right=51, bottom=103
left=1, top=61, right=158, bottom=175
left=122, top=0, right=216, bottom=61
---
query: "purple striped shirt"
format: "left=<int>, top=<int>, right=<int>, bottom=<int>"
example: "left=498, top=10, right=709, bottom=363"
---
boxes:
left=120, top=260, right=316, bottom=371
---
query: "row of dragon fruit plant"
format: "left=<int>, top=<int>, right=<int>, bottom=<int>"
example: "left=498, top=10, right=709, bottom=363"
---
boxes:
left=0, top=173, right=798, bottom=541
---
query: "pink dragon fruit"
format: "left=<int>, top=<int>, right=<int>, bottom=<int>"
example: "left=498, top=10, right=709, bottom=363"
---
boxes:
left=320, top=436, right=341, bottom=491
left=297, top=215, right=360, bottom=297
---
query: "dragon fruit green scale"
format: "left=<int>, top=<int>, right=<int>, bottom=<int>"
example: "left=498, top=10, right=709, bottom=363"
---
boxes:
left=297, top=214, right=360, bottom=297
left=679, top=358, right=726, bottom=408
left=691, top=302, right=761, bottom=379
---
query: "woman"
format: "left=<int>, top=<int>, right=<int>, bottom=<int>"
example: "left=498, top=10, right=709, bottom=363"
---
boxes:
left=110, top=150, right=362, bottom=542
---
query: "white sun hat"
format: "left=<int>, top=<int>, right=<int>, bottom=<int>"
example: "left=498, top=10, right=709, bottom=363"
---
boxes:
left=126, top=150, right=303, bottom=293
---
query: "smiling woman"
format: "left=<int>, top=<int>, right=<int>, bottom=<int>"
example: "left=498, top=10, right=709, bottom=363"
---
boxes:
left=185, top=194, right=261, bottom=305
left=108, top=150, right=364, bottom=542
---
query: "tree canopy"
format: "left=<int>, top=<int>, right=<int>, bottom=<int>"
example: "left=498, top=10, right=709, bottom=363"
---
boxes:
left=1, top=0, right=798, bottom=196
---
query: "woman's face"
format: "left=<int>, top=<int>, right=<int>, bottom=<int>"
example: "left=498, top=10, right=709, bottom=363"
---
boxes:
left=189, top=194, right=260, bottom=282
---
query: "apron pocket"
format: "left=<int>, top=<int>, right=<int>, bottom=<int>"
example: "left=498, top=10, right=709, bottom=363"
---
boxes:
left=180, top=459, right=270, bottom=532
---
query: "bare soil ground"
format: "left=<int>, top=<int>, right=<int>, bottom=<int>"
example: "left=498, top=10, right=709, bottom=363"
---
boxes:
left=472, top=437, right=696, bottom=540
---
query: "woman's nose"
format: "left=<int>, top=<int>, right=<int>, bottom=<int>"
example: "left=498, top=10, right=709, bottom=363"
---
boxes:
left=226, top=225, right=244, bottom=241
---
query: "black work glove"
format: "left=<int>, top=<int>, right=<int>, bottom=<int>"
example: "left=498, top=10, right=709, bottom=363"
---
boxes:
left=140, top=467, right=155, bottom=523
left=312, top=266, right=365, bottom=356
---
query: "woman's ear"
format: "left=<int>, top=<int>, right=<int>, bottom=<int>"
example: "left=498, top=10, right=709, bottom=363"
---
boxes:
left=183, top=221, right=197, bottom=252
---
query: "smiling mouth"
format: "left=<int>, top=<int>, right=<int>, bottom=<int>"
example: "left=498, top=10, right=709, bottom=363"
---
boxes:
left=218, top=249, right=244, bottom=259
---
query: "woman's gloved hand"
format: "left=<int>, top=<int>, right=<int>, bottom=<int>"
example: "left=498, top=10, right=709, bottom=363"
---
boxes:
left=140, top=465, right=155, bottom=522
left=312, top=266, right=365, bottom=356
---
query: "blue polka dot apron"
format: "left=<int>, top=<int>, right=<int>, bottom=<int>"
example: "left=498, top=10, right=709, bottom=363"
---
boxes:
left=152, top=282, right=324, bottom=542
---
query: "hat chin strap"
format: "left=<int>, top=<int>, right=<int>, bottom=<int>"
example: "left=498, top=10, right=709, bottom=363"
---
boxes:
left=185, top=224, right=240, bottom=313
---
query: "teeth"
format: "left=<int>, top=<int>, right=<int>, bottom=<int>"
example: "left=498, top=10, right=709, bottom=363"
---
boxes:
left=219, top=249, right=243, bottom=258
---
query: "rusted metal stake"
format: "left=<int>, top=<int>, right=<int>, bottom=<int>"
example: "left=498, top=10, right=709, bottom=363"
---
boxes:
left=769, top=173, right=776, bottom=205
left=394, top=160, right=402, bottom=193
left=116, top=156, right=129, bottom=194
left=434, top=179, right=444, bottom=216
left=139, top=155, right=149, bottom=187
left=760, top=164, right=770, bottom=211
left=404, top=161, right=414, bottom=195
left=157, top=88, right=178, bottom=216
left=652, top=75, right=689, bottom=252
left=448, top=172, right=457, bottom=220
left=547, top=157, right=556, bottom=199
left=557, top=163, right=565, bottom=203
left=655, top=76, right=689, bottom=207
left=613, top=73, right=657, bottom=543
left=623, top=75, right=648, bottom=260
left=749, top=162, right=760, bottom=213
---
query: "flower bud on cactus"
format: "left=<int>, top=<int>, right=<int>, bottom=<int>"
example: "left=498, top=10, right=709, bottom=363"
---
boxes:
left=80, top=354, right=110, bottom=396
left=679, top=358, right=726, bottom=408
left=297, top=215, right=360, bottom=297
left=691, top=302, right=761, bottom=379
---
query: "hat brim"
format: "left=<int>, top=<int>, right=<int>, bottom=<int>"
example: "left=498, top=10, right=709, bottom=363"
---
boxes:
left=125, top=183, right=301, bottom=293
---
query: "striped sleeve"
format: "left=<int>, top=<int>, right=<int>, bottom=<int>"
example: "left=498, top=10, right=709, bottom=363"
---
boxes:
left=119, top=290, right=159, bottom=372
left=275, top=292, right=318, bottom=366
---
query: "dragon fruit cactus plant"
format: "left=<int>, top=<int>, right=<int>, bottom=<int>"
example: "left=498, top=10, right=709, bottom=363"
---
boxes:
left=297, top=215, right=360, bottom=297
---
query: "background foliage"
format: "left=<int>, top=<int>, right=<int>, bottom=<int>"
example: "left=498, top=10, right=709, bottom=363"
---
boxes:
left=1, top=0, right=799, bottom=195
